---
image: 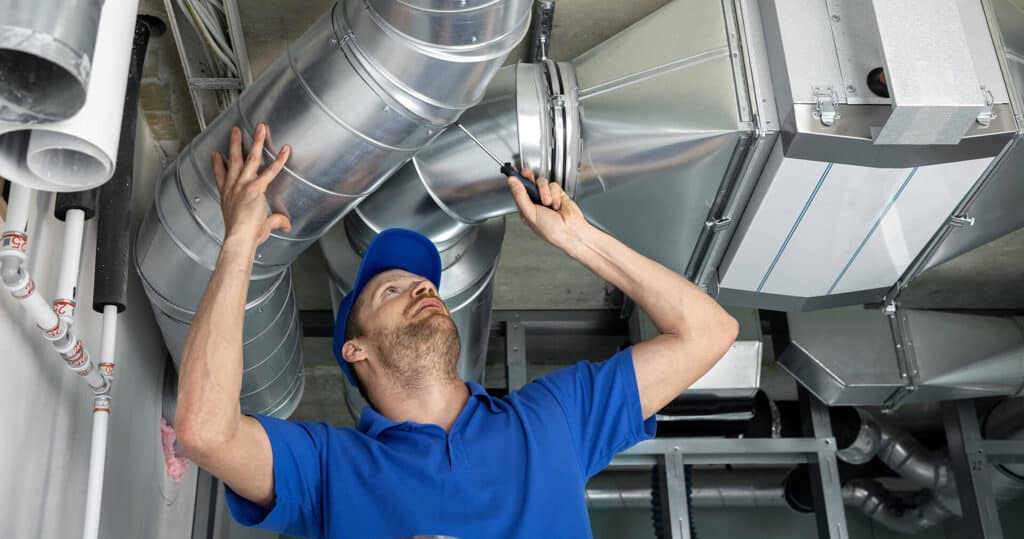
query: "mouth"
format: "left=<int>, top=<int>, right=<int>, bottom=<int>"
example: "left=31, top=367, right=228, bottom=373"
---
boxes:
left=413, top=298, right=445, bottom=317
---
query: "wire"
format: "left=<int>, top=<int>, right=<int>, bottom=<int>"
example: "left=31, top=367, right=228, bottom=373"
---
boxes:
left=176, top=0, right=238, bottom=77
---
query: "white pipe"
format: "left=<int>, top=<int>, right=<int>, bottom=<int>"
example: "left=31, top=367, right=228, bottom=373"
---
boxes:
left=82, top=402, right=110, bottom=539
left=4, top=183, right=33, bottom=233
left=55, top=208, right=86, bottom=321
left=82, top=306, right=117, bottom=539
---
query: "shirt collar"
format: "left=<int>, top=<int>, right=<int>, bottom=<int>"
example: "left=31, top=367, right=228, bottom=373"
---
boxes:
left=357, top=381, right=502, bottom=439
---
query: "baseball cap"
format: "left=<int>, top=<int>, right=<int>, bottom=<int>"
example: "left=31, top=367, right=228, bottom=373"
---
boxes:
left=332, top=228, right=442, bottom=386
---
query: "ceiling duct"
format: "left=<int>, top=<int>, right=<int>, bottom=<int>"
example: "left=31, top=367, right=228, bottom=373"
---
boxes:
left=0, top=0, right=104, bottom=122
left=380, top=0, right=767, bottom=278
left=779, top=306, right=1024, bottom=407
left=135, top=0, right=532, bottom=417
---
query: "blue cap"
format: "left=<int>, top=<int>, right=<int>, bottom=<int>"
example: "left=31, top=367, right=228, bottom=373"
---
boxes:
left=333, top=228, right=442, bottom=386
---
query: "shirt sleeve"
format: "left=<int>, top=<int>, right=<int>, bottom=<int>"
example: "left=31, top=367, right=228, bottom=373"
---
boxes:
left=224, top=415, right=329, bottom=537
left=534, top=347, right=657, bottom=477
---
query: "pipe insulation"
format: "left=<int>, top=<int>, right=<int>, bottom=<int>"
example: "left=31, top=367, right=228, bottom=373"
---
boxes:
left=0, top=0, right=141, bottom=192
left=0, top=0, right=105, bottom=123
left=95, top=18, right=153, bottom=314
left=137, top=0, right=533, bottom=417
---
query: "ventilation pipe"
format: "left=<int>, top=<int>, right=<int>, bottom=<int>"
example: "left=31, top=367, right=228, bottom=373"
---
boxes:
left=136, top=0, right=533, bottom=417
left=377, top=0, right=748, bottom=230
left=0, top=0, right=105, bottom=122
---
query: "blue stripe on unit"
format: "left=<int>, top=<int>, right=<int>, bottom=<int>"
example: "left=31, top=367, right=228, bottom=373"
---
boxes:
left=756, top=162, right=833, bottom=292
left=826, top=167, right=919, bottom=295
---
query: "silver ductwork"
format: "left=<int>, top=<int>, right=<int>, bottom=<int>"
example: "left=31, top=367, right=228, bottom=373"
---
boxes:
left=377, top=0, right=760, bottom=276
left=779, top=306, right=1024, bottom=408
left=0, top=0, right=104, bottom=122
left=136, top=0, right=532, bottom=417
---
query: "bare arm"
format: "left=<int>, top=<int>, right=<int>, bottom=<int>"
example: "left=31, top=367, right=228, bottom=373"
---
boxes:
left=175, top=124, right=292, bottom=508
left=508, top=172, right=738, bottom=419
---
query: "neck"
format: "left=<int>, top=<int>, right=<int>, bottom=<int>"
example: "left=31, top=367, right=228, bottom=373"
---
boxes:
left=370, top=377, right=470, bottom=432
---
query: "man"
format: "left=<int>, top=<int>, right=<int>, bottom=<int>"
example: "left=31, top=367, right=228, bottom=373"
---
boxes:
left=175, top=123, right=738, bottom=538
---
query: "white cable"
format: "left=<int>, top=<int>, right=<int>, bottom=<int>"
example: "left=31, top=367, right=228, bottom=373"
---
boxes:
left=178, top=0, right=239, bottom=76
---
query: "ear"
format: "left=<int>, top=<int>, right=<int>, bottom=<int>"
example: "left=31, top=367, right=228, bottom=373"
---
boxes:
left=341, top=339, right=369, bottom=365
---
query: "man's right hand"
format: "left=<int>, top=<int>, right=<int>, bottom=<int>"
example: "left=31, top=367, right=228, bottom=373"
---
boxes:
left=213, top=123, right=293, bottom=247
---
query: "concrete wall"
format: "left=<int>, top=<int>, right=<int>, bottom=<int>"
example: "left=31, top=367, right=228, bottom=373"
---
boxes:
left=0, top=113, right=198, bottom=539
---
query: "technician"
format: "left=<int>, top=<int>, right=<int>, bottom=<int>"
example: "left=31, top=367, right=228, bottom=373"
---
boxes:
left=174, top=123, right=739, bottom=538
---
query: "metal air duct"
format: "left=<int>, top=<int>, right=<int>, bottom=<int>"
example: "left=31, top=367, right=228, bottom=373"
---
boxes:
left=0, top=0, right=104, bottom=122
left=378, top=0, right=765, bottom=276
left=136, top=0, right=532, bottom=417
left=779, top=306, right=1024, bottom=408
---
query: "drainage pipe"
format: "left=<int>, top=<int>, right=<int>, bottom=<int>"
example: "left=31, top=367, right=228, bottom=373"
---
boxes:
left=54, top=208, right=87, bottom=326
left=0, top=0, right=105, bottom=122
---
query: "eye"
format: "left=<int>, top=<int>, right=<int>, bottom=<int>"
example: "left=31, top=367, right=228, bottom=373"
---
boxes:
left=381, top=286, right=399, bottom=298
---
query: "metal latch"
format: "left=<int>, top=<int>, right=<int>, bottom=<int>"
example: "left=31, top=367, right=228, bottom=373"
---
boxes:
left=812, top=85, right=840, bottom=127
left=976, top=86, right=996, bottom=127
left=706, top=217, right=732, bottom=232
left=949, top=214, right=975, bottom=227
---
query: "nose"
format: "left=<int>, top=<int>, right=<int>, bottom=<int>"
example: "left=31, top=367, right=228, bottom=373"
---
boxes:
left=411, top=278, right=436, bottom=298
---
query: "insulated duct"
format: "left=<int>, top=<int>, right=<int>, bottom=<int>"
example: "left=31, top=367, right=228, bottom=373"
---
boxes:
left=136, top=0, right=532, bottom=417
left=0, top=0, right=104, bottom=122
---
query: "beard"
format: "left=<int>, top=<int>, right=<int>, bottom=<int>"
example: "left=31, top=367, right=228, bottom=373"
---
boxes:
left=371, top=312, right=461, bottom=390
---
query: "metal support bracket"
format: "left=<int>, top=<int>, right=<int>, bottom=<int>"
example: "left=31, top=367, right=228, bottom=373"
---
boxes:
left=801, top=388, right=850, bottom=539
left=943, top=400, right=1004, bottom=539
left=504, top=313, right=527, bottom=392
left=529, top=1, right=556, bottom=62
left=658, top=449, right=693, bottom=539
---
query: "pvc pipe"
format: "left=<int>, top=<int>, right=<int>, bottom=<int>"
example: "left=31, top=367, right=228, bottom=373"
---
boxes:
left=82, top=306, right=117, bottom=539
left=4, top=183, right=32, bottom=233
left=56, top=208, right=86, bottom=319
left=81, top=403, right=109, bottom=539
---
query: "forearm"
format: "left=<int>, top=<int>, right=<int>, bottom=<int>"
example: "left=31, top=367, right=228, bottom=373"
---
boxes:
left=561, top=224, right=734, bottom=340
left=176, top=234, right=258, bottom=451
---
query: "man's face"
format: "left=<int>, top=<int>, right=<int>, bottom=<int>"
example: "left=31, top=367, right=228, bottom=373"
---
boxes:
left=353, top=269, right=461, bottom=388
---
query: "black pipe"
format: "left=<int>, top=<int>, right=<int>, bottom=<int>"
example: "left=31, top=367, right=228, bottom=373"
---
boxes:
left=92, top=18, right=154, bottom=313
left=54, top=189, right=99, bottom=221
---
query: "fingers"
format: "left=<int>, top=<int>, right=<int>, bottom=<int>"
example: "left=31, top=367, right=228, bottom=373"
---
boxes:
left=227, top=127, right=243, bottom=185
left=212, top=152, right=226, bottom=191
left=518, top=168, right=556, bottom=206
left=266, top=213, right=292, bottom=234
left=255, top=144, right=292, bottom=191
left=242, top=123, right=267, bottom=181
left=550, top=180, right=564, bottom=211
left=507, top=176, right=537, bottom=222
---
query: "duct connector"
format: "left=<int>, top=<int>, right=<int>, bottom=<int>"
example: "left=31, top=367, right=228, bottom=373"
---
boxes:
left=135, top=0, right=532, bottom=417
left=384, top=0, right=751, bottom=256
left=0, top=0, right=104, bottom=122
left=320, top=171, right=505, bottom=416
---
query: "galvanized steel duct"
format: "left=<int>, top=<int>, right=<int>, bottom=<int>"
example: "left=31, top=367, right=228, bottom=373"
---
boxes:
left=0, top=0, right=104, bottom=122
left=386, top=0, right=747, bottom=226
left=136, top=0, right=532, bottom=417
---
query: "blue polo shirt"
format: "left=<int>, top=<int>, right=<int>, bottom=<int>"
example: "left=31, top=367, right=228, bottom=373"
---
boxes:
left=226, top=348, right=656, bottom=538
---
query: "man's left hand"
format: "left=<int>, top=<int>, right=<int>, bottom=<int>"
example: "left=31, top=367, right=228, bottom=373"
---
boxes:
left=507, top=169, right=589, bottom=253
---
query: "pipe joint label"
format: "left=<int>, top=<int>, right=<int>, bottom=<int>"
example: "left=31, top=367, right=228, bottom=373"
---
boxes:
left=53, top=299, right=75, bottom=318
left=13, top=278, right=35, bottom=300
left=0, top=232, right=27, bottom=254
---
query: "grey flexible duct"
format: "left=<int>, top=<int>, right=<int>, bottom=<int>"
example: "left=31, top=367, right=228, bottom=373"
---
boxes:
left=136, top=0, right=532, bottom=417
left=0, top=0, right=104, bottom=122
